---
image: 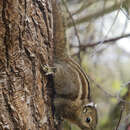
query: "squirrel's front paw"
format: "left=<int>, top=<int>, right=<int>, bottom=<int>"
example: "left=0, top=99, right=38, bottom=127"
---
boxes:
left=41, top=65, right=56, bottom=75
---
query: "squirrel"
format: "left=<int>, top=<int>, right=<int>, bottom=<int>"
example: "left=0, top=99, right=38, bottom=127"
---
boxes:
left=51, top=0, right=98, bottom=130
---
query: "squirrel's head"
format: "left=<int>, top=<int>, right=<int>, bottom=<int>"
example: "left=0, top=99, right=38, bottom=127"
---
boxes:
left=73, top=102, right=98, bottom=130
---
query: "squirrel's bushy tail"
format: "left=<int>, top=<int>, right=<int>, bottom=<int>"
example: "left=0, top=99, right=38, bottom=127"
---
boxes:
left=52, top=0, right=68, bottom=60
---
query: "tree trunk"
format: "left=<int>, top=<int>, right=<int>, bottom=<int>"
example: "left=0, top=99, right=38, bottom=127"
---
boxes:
left=0, top=0, right=56, bottom=129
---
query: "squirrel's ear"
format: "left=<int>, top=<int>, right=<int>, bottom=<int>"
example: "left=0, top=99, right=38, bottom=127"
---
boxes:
left=84, top=102, right=97, bottom=108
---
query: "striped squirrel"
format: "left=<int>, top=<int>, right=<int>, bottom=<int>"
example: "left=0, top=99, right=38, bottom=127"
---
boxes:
left=52, top=1, right=98, bottom=130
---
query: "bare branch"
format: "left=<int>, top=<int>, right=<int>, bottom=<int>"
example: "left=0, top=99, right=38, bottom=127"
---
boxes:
left=115, top=106, right=124, bottom=130
left=67, top=1, right=124, bottom=28
left=71, top=34, right=130, bottom=48
left=88, top=77, right=130, bottom=104
left=72, top=0, right=98, bottom=16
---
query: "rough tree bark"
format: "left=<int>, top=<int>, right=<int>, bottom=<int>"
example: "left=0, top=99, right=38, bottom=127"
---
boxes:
left=0, top=0, right=56, bottom=129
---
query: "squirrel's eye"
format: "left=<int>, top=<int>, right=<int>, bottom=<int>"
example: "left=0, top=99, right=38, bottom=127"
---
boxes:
left=86, top=117, right=91, bottom=123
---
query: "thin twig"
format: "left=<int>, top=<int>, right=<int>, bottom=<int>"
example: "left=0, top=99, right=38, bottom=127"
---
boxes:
left=89, top=77, right=116, bottom=98
left=90, top=8, right=120, bottom=57
left=67, top=1, right=122, bottom=28
left=71, top=33, right=130, bottom=48
left=115, top=105, right=124, bottom=130
left=89, top=76, right=130, bottom=104
left=72, top=0, right=98, bottom=16
left=121, top=17, right=128, bottom=35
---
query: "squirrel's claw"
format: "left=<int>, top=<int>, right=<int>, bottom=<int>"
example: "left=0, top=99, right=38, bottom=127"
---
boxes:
left=41, top=65, right=56, bottom=75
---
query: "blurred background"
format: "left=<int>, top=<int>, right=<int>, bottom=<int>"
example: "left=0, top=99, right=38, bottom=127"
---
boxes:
left=59, top=0, right=130, bottom=130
